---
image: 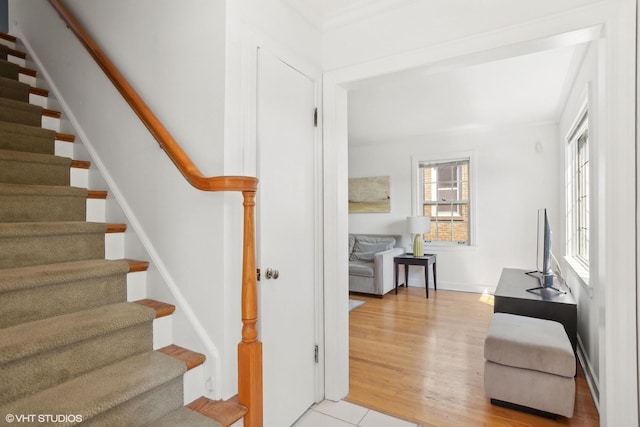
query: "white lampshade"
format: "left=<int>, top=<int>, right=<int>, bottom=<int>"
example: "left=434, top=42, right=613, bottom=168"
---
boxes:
left=407, top=216, right=431, bottom=234
left=407, top=216, right=430, bottom=257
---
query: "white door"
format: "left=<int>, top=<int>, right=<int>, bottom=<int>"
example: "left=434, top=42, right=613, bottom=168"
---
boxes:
left=256, top=48, right=318, bottom=427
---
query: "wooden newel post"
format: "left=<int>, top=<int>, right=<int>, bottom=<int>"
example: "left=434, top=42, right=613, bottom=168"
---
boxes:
left=238, top=190, right=263, bottom=427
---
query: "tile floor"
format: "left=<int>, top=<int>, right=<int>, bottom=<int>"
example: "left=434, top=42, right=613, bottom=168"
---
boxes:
left=293, top=400, right=421, bottom=427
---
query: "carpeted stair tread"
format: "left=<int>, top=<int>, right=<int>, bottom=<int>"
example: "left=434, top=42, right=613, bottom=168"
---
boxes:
left=0, top=220, right=106, bottom=238
left=0, top=221, right=107, bottom=268
left=0, top=58, right=19, bottom=80
left=0, top=303, right=154, bottom=405
left=0, top=259, right=130, bottom=328
left=0, top=301, right=155, bottom=363
left=150, top=406, right=222, bottom=427
left=0, top=75, right=30, bottom=102
left=0, top=182, right=88, bottom=222
left=0, top=148, right=71, bottom=186
left=0, top=96, right=43, bottom=127
left=0, top=259, right=129, bottom=293
left=0, top=182, right=86, bottom=197
left=0, top=121, right=56, bottom=154
left=0, top=351, right=187, bottom=425
left=0, top=148, right=70, bottom=166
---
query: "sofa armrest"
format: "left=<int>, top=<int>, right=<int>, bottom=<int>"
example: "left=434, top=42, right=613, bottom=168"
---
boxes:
left=373, top=247, right=405, bottom=295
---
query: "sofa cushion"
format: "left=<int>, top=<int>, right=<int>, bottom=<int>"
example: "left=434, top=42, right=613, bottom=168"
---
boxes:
left=349, top=235, right=355, bottom=256
left=350, top=236, right=396, bottom=261
left=349, top=260, right=375, bottom=278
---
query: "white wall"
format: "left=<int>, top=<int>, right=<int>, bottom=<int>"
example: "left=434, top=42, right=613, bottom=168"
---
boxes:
left=559, top=40, right=602, bottom=403
left=349, top=123, right=561, bottom=293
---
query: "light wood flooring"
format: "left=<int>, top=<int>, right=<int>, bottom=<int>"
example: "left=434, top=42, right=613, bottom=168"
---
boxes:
left=346, top=287, right=599, bottom=427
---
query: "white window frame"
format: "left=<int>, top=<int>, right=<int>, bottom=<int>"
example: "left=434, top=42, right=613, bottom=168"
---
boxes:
left=565, top=98, right=590, bottom=270
left=411, top=152, right=475, bottom=247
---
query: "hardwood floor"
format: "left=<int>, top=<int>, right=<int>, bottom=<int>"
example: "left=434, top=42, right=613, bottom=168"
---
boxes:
left=346, top=287, right=599, bottom=427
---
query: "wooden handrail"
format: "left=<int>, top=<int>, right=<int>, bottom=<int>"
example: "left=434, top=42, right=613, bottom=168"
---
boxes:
left=48, top=0, right=257, bottom=193
left=46, top=1, right=262, bottom=426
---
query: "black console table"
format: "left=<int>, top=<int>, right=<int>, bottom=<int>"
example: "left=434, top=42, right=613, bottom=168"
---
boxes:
left=494, top=268, right=577, bottom=352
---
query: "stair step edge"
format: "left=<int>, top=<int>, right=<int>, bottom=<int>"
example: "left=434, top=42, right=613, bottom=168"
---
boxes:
left=8, top=47, right=26, bottom=60
left=187, top=396, right=247, bottom=427
left=19, top=66, right=36, bottom=78
left=87, top=190, right=108, bottom=199
left=158, top=344, right=206, bottom=371
left=29, top=87, right=48, bottom=97
left=0, top=32, right=17, bottom=43
left=134, top=299, right=176, bottom=319
left=71, top=159, right=90, bottom=169
left=56, top=132, right=75, bottom=142
left=125, top=259, right=149, bottom=272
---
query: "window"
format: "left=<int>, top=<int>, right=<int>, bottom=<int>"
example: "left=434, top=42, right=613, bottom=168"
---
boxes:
left=418, top=158, right=470, bottom=245
left=567, top=106, right=589, bottom=266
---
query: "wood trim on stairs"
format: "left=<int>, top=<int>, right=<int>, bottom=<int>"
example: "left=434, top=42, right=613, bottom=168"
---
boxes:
left=30, top=87, right=49, bottom=97
left=8, top=48, right=26, bottom=60
left=56, top=132, right=75, bottom=142
left=70, top=160, right=90, bottom=169
left=106, top=223, right=126, bottom=233
left=133, top=299, right=176, bottom=318
left=124, top=259, right=149, bottom=273
left=43, top=108, right=61, bottom=118
left=19, top=67, right=36, bottom=78
left=158, top=344, right=206, bottom=371
left=87, top=190, right=108, bottom=199
left=0, top=32, right=17, bottom=43
left=187, top=396, right=248, bottom=427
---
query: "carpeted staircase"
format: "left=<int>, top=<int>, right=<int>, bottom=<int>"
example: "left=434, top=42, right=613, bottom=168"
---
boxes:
left=0, top=33, right=237, bottom=426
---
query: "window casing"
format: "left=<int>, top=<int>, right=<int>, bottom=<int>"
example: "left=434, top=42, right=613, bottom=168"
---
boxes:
left=567, top=107, right=590, bottom=267
left=418, top=159, right=470, bottom=245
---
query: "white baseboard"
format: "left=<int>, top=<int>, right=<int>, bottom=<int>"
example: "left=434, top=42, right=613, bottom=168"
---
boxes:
left=406, top=280, right=495, bottom=295
left=577, top=335, right=600, bottom=414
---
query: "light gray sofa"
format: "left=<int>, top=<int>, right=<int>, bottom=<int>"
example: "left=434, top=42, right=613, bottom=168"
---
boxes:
left=348, top=234, right=404, bottom=297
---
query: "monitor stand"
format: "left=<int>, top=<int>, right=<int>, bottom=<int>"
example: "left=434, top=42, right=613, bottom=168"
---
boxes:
left=525, top=272, right=566, bottom=294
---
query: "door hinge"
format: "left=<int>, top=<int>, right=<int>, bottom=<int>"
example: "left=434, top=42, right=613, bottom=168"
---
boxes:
left=313, top=108, right=318, bottom=127
left=314, top=345, right=319, bottom=364
left=256, top=268, right=261, bottom=281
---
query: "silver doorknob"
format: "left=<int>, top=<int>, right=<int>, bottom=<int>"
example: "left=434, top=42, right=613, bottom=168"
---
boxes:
left=265, top=268, right=280, bottom=280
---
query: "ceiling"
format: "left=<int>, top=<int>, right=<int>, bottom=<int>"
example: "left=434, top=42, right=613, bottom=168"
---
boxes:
left=282, top=0, right=592, bottom=146
left=284, top=0, right=403, bottom=28
left=347, top=42, right=589, bottom=145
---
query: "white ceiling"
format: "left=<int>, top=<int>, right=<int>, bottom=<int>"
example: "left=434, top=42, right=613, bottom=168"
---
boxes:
left=347, top=43, right=589, bottom=145
left=284, top=0, right=404, bottom=28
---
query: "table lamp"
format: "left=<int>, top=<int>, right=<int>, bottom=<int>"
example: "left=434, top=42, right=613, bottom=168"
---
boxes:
left=407, top=216, right=430, bottom=257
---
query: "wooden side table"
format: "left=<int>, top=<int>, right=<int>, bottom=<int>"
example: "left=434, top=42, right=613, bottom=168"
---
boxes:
left=394, top=254, right=437, bottom=298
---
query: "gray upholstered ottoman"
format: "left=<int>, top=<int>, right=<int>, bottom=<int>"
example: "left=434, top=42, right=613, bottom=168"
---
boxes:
left=484, top=313, right=576, bottom=418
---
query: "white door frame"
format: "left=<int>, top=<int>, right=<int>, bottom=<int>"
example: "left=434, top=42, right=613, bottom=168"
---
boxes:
left=240, top=30, right=325, bottom=403
left=322, top=2, right=638, bottom=425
